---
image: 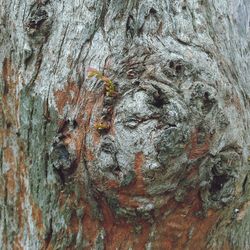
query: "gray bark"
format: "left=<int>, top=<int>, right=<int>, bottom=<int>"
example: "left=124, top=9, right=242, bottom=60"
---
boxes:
left=0, top=0, right=249, bottom=249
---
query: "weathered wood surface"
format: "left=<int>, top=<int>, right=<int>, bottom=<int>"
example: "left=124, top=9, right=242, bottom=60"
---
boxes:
left=0, top=0, right=249, bottom=249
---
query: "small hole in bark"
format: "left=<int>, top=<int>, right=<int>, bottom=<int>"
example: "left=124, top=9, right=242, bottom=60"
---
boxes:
left=202, top=91, right=215, bottom=112
left=57, top=119, right=69, bottom=133
left=26, top=9, right=48, bottom=30
left=133, top=80, right=140, bottom=86
left=138, top=26, right=143, bottom=34
left=149, top=8, right=157, bottom=14
left=175, top=64, right=182, bottom=74
left=126, top=15, right=135, bottom=36
left=169, top=61, right=174, bottom=68
left=209, top=174, right=229, bottom=193
left=58, top=134, right=66, bottom=141
left=204, top=91, right=209, bottom=99
left=113, top=165, right=121, bottom=173
left=153, top=97, right=165, bottom=108
left=72, top=120, right=78, bottom=129
left=112, top=165, right=123, bottom=178
left=6, top=122, right=12, bottom=129
left=151, top=86, right=169, bottom=108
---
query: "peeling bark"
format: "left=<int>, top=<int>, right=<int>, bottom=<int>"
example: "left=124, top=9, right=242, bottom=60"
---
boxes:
left=0, top=0, right=249, bottom=249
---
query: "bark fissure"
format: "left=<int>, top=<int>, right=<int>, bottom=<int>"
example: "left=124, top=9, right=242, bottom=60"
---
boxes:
left=26, top=96, right=35, bottom=157
left=54, top=23, right=69, bottom=74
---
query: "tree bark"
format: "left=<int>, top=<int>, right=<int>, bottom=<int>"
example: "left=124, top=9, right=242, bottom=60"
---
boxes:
left=0, top=0, right=249, bottom=249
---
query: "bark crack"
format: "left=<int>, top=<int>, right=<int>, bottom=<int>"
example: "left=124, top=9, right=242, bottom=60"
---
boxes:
left=27, top=96, right=35, bottom=156
left=54, top=23, right=69, bottom=74
left=26, top=44, right=44, bottom=92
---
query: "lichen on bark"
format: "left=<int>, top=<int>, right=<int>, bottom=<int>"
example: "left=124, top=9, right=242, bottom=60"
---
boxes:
left=0, top=0, right=249, bottom=249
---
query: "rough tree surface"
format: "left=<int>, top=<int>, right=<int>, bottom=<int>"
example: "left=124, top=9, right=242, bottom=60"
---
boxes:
left=0, top=0, right=250, bottom=249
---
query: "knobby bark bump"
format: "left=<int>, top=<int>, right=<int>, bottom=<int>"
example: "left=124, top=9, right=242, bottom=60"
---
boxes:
left=0, top=0, right=249, bottom=249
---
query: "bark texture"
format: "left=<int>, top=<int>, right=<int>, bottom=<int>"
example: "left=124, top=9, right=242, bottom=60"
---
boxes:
left=0, top=0, right=250, bottom=249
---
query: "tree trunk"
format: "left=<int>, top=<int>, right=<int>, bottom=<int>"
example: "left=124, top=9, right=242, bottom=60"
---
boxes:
left=0, top=0, right=249, bottom=249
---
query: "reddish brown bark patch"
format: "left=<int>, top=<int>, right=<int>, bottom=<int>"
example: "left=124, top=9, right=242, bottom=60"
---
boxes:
left=5, top=169, right=15, bottom=195
left=13, top=238, right=23, bottom=250
left=3, top=147, right=16, bottom=195
left=186, top=129, right=211, bottom=160
left=31, top=202, right=44, bottom=231
left=100, top=199, right=150, bottom=250
left=225, top=91, right=243, bottom=114
left=2, top=57, right=12, bottom=95
left=114, top=152, right=147, bottom=208
left=129, top=152, right=146, bottom=195
left=85, top=148, right=94, bottom=161
left=1, top=57, right=20, bottom=129
left=117, top=194, right=141, bottom=209
left=150, top=189, right=219, bottom=250
left=82, top=204, right=100, bottom=249
left=16, top=151, right=27, bottom=245
left=105, top=179, right=120, bottom=189
left=54, top=82, right=80, bottom=115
